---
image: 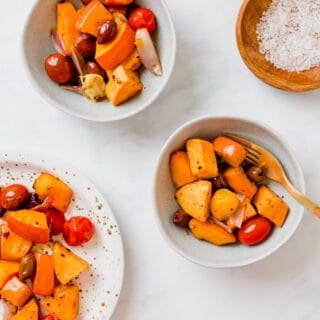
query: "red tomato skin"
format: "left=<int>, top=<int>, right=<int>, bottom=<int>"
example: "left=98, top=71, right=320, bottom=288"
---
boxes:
left=44, top=208, right=66, bottom=236
left=63, top=216, right=95, bottom=246
left=129, top=8, right=157, bottom=34
left=238, top=217, right=272, bottom=246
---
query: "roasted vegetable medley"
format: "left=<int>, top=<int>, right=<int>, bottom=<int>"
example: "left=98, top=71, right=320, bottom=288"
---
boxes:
left=170, top=135, right=289, bottom=246
left=0, top=173, right=95, bottom=319
left=44, top=0, right=162, bottom=106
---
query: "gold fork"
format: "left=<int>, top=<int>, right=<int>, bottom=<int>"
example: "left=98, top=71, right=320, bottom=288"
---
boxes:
left=224, top=133, right=320, bottom=218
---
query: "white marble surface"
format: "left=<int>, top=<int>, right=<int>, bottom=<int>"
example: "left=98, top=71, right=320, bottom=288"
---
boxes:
left=2, top=0, right=320, bottom=319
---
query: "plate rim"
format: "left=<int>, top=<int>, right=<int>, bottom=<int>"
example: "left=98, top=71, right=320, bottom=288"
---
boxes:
left=0, top=149, right=125, bottom=319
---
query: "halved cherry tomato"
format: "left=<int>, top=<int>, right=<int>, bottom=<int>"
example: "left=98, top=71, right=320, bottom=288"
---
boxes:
left=41, top=315, right=59, bottom=320
left=238, top=216, right=272, bottom=246
left=129, top=8, right=157, bottom=34
left=44, top=208, right=66, bottom=236
left=63, top=216, right=94, bottom=246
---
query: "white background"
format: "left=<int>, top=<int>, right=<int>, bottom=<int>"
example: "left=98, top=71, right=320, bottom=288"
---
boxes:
left=3, top=0, right=320, bottom=319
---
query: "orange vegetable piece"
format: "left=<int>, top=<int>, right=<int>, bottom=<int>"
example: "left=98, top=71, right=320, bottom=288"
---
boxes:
left=1, top=225, right=32, bottom=261
left=12, top=298, right=38, bottom=320
left=33, top=253, right=54, bottom=296
left=253, top=185, right=289, bottom=227
left=121, top=49, right=142, bottom=71
left=213, top=136, right=247, bottom=167
left=0, top=260, right=19, bottom=289
left=223, top=167, right=257, bottom=200
left=104, top=0, right=133, bottom=4
left=6, top=210, right=50, bottom=244
left=95, top=14, right=135, bottom=70
left=33, top=173, right=73, bottom=213
left=57, top=1, right=80, bottom=56
left=186, top=138, right=218, bottom=179
left=170, top=151, right=197, bottom=188
left=189, top=218, right=236, bottom=246
left=0, top=276, right=32, bottom=307
left=42, top=284, right=79, bottom=320
left=75, top=0, right=113, bottom=37
left=1, top=225, right=33, bottom=261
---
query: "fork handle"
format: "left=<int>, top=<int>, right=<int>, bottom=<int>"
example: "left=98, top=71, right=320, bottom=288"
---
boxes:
left=282, top=180, right=320, bottom=218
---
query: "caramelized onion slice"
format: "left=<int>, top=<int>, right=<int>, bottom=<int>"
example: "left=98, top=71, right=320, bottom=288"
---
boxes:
left=135, top=28, right=162, bottom=76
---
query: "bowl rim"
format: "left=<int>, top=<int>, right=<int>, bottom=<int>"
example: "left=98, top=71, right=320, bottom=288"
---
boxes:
left=153, top=115, right=305, bottom=268
left=235, top=0, right=319, bottom=92
left=21, top=0, right=177, bottom=122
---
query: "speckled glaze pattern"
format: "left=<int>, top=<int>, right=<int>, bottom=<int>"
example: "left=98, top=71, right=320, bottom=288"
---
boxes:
left=22, top=0, right=176, bottom=122
left=154, top=117, right=305, bottom=268
left=0, top=151, right=124, bottom=320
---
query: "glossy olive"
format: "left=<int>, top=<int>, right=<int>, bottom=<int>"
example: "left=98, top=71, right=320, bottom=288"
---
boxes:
left=86, top=61, right=106, bottom=79
left=97, top=20, right=117, bottom=44
left=173, top=209, right=191, bottom=228
left=212, top=173, right=227, bottom=189
left=246, top=166, right=266, bottom=183
left=19, top=253, right=36, bottom=281
left=0, top=184, right=30, bottom=210
left=45, top=53, right=75, bottom=84
left=74, top=33, right=96, bottom=58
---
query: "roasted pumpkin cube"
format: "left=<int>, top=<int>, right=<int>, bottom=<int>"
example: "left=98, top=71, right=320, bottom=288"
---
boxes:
left=121, top=49, right=142, bottom=70
left=1, top=225, right=32, bottom=261
left=253, top=185, right=289, bottom=227
left=224, top=167, right=257, bottom=200
left=0, top=260, right=19, bottom=289
left=213, top=136, right=247, bottom=167
left=105, top=65, right=143, bottom=105
left=6, top=210, right=50, bottom=244
left=57, top=1, right=80, bottom=55
left=33, top=173, right=73, bottom=213
left=186, top=139, right=218, bottom=179
left=170, top=151, right=197, bottom=188
left=175, top=180, right=212, bottom=222
left=42, top=284, right=79, bottom=320
left=53, top=242, right=89, bottom=285
left=12, top=298, right=38, bottom=320
left=75, top=0, right=113, bottom=37
left=0, top=276, right=32, bottom=307
left=189, top=218, right=236, bottom=245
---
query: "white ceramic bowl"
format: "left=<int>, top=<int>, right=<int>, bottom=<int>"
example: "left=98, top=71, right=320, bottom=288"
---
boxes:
left=22, top=0, right=176, bottom=122
left=154, top=116, right=305, bottom=268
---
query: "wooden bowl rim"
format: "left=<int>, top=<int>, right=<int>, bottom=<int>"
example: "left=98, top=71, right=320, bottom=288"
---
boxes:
left=236, top=0, right=320, bottom=92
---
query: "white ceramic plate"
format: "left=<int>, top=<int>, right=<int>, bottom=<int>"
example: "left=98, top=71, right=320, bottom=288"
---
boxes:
left=0, top=151, right=124, bottom=319
left=154, top=116, right=305, bottom=268
left=22, top=0, right=176, bottom=122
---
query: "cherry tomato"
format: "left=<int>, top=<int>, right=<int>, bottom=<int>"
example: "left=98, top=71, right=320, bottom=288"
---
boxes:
left=63, top=216, right=94, bottom=246
left=41, top=315, right=59, bottom=320
left=129, top=8, right=157, bottom=34
left=0, top=184, right=30, bottom=210
left=44, top=208, right=66, bottom=236
left=238, top=216, right=272, bottom=246
left=45, top=53, right=75, bottom=84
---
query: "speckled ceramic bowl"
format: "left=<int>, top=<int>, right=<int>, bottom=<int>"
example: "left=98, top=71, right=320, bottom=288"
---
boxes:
left=22, top=0, right=176, bottom=122
left=154, top=116, right=305, bottom=268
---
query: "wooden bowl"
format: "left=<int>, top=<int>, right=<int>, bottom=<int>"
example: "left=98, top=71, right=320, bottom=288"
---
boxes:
left=236, top=0, right=320, bottom=92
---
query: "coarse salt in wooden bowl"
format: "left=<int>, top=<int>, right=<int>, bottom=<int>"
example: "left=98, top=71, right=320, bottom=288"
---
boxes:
left=236, top=0, right=320, bottom=92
